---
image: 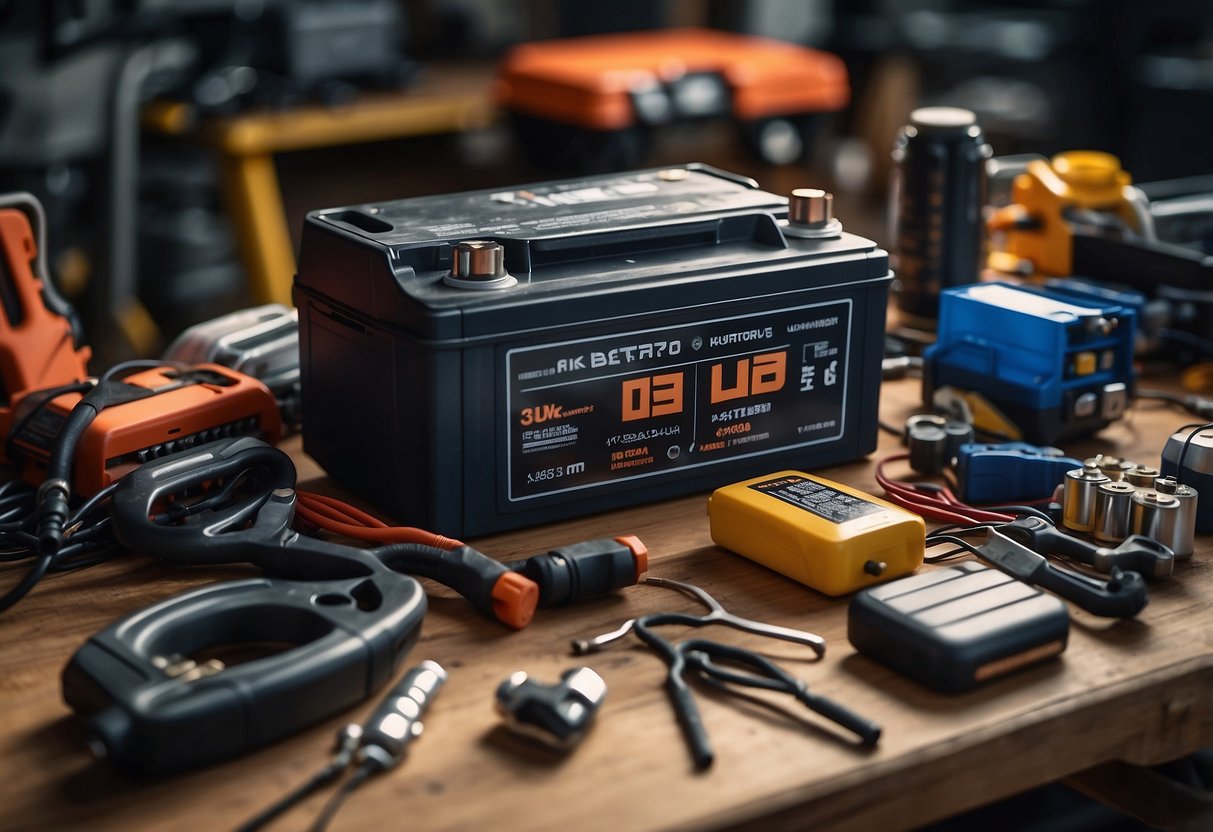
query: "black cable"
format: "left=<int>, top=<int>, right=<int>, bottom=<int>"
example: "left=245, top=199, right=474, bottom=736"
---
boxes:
left=310, top=763, right=375, bottom=832
left=235, top=757, right=352, bottom=832
left=923, top=535, right=986, bottom=563
left=66, top=481, right=121, bottom=527
left=1154, top=327, right=1213, bottom=359
left=1174, top=423, right=1213, bottom=486
left=4, top=380, right=94, bottom=464
left=100, top=359, right=175, bottom=382
left=1137, top=390, right=1213, bottom=420
left=878, top=419, right=904, bottom=438
left=983, top=505, right=1055, bottom=523
left=0, top=476, right=118, bottom=612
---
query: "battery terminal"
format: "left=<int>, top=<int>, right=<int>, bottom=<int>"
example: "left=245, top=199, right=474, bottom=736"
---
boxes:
left=444, top=240, right=518, bottom=291
left=784, top=189, right=842, bottom=239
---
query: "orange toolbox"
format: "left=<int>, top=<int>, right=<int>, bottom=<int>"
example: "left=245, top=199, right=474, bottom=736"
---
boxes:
left=496, top=27, right=849, bottom=169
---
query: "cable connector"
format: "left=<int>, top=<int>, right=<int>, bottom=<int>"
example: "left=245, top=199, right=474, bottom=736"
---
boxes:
left=508, top=535, right=648, bottom=608
left=35, top=477, right=71, bottom=554
left=358, top=660, right=447, bottom=771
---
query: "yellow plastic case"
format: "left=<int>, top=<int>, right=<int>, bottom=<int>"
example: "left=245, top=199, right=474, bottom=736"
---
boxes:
left=708, top=471, right=925, bottom=596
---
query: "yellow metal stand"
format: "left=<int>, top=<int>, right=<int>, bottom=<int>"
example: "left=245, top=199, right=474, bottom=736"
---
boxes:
left=145, top=68, right=496, bottom=305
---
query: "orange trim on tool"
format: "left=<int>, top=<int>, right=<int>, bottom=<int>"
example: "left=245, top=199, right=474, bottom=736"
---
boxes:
left=615, top=534, right=649, bottom=582
left=491, top=572, right=539, bottom=629
left=12, top=364, right=281, bottom=495
left=0, top=209, right=91, bottom=445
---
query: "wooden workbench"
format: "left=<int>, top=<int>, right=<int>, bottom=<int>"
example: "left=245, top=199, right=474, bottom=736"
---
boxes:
left=2, top=376, right=1209, bottom=831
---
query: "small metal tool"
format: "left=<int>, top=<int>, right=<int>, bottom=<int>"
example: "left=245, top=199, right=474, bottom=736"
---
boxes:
left=496, top=667, right=607, bottom=750
left=572, top=577, right=878, bottom=770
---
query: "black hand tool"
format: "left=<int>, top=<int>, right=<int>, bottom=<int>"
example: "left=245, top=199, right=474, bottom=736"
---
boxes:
left=1000, top=515, right=1175, bottom=579
left=573, top=576, right=878, bottom=770
left=972, top=528, right=1148, bottom=619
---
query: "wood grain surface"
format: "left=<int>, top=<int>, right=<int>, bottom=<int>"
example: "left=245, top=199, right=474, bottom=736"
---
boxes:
left=2, top=377, right=1209, bottom=832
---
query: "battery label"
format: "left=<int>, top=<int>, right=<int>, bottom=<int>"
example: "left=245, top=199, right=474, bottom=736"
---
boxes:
left=748, top=474, right=883, bottom=524
left=505, top=300, right=852, bottom=501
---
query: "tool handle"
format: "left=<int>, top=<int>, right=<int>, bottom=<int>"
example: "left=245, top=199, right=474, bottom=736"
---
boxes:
left=109, top=436, right=297, bottom=564
left=62, top=573, right=426, bottom=774
left=800, top=691, right=882, bottom=746
left=374, top=543, right=539, bottom=629
left=666, top=673, right=713, bottom=770
left=1004, top=517, right=1100, bottom=563
left=1032, top=563, right=1148, bottom=619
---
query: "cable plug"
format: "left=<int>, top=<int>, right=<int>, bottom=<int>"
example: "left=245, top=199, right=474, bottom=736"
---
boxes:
left=36, top=478, right=71, bottom=554
left=508, top=535, right=647, bottom=608
left=357, top=660, right=446, bottom=771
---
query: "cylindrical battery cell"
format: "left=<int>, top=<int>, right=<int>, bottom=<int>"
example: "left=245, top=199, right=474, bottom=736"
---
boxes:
left=1093, top=481, right=1137, bottom=543
left=908, top=424, right=948, bottom=474
left=1125, top=464, right=1161, bottom=488
left=1152, top=476, right=1198, bottom=558
left=1063, top=465, right=1110, bottom=533
left=1130, top=489, right=1187, bottom=558
left=1086, top=455, right=1134, bottom=482
left=890, top=107, right=991, bottom=328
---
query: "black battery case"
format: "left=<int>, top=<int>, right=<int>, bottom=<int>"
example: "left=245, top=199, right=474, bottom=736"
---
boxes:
left=847, top=562, right=1069, bottom=693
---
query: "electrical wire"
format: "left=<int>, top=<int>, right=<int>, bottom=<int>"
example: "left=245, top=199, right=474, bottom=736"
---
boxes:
left=234, top=750, right=355, bottom=832
left=295, top=491, right=463, bottom=549
left=874, top=453, right=1017, bottom=525
left=310, top=764, right=375, bottom=832
left=1136, top=389, right=1213, bottom=420
left=0, top=478, right=120, bottom=614
left=1173, top=422, right=1213, bottom=486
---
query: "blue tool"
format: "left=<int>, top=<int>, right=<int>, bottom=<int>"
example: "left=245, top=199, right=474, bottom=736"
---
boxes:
left=955, top=442, right=1082, bottom=503
left=924, top=282, right=1136, bottom=445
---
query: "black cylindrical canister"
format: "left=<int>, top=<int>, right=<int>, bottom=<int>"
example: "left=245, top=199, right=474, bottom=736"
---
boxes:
left=891, top=106, right=991, bottom=328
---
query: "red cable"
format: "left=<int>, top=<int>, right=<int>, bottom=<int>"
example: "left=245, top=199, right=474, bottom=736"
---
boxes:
left=295, top=490, right=464, bottom=550
left=874, top=454, right=1015, bottom=525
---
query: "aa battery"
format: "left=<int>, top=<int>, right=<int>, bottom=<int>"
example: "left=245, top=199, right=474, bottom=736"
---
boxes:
left=891, top=107, right=991, bottom=328
left=1130, top=489, right=1187, bottom=558
left=1151, top=476, right=1197, bottom=558
left=1092, top=480, right=1136, bottom=543
left=1062, top=465, right=1110, bottom=533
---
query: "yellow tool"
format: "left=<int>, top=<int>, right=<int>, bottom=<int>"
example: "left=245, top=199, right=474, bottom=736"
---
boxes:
left=987, top=151, right=1147, bottom=278
left=708, top=471, right=924, bottom=596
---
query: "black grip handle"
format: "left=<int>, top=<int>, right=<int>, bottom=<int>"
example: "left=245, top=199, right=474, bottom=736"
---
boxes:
left=62, top=571, right=426, bottom=774
left=109, top=436, right=296, bottom=563
left=1033, top=564, right=1148, bottom=619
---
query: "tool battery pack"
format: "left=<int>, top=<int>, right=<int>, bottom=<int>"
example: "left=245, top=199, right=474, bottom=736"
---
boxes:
left=295, top=165, right=892, bottom=536
left=848, top=562, right=1069, bottom=693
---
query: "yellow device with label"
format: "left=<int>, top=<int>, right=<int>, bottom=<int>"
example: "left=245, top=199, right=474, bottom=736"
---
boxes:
left=708, top=471, right=925, bottom=596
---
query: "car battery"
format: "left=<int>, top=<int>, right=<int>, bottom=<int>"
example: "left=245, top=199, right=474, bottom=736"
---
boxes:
left=295, top=165, right=892, bottom=537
